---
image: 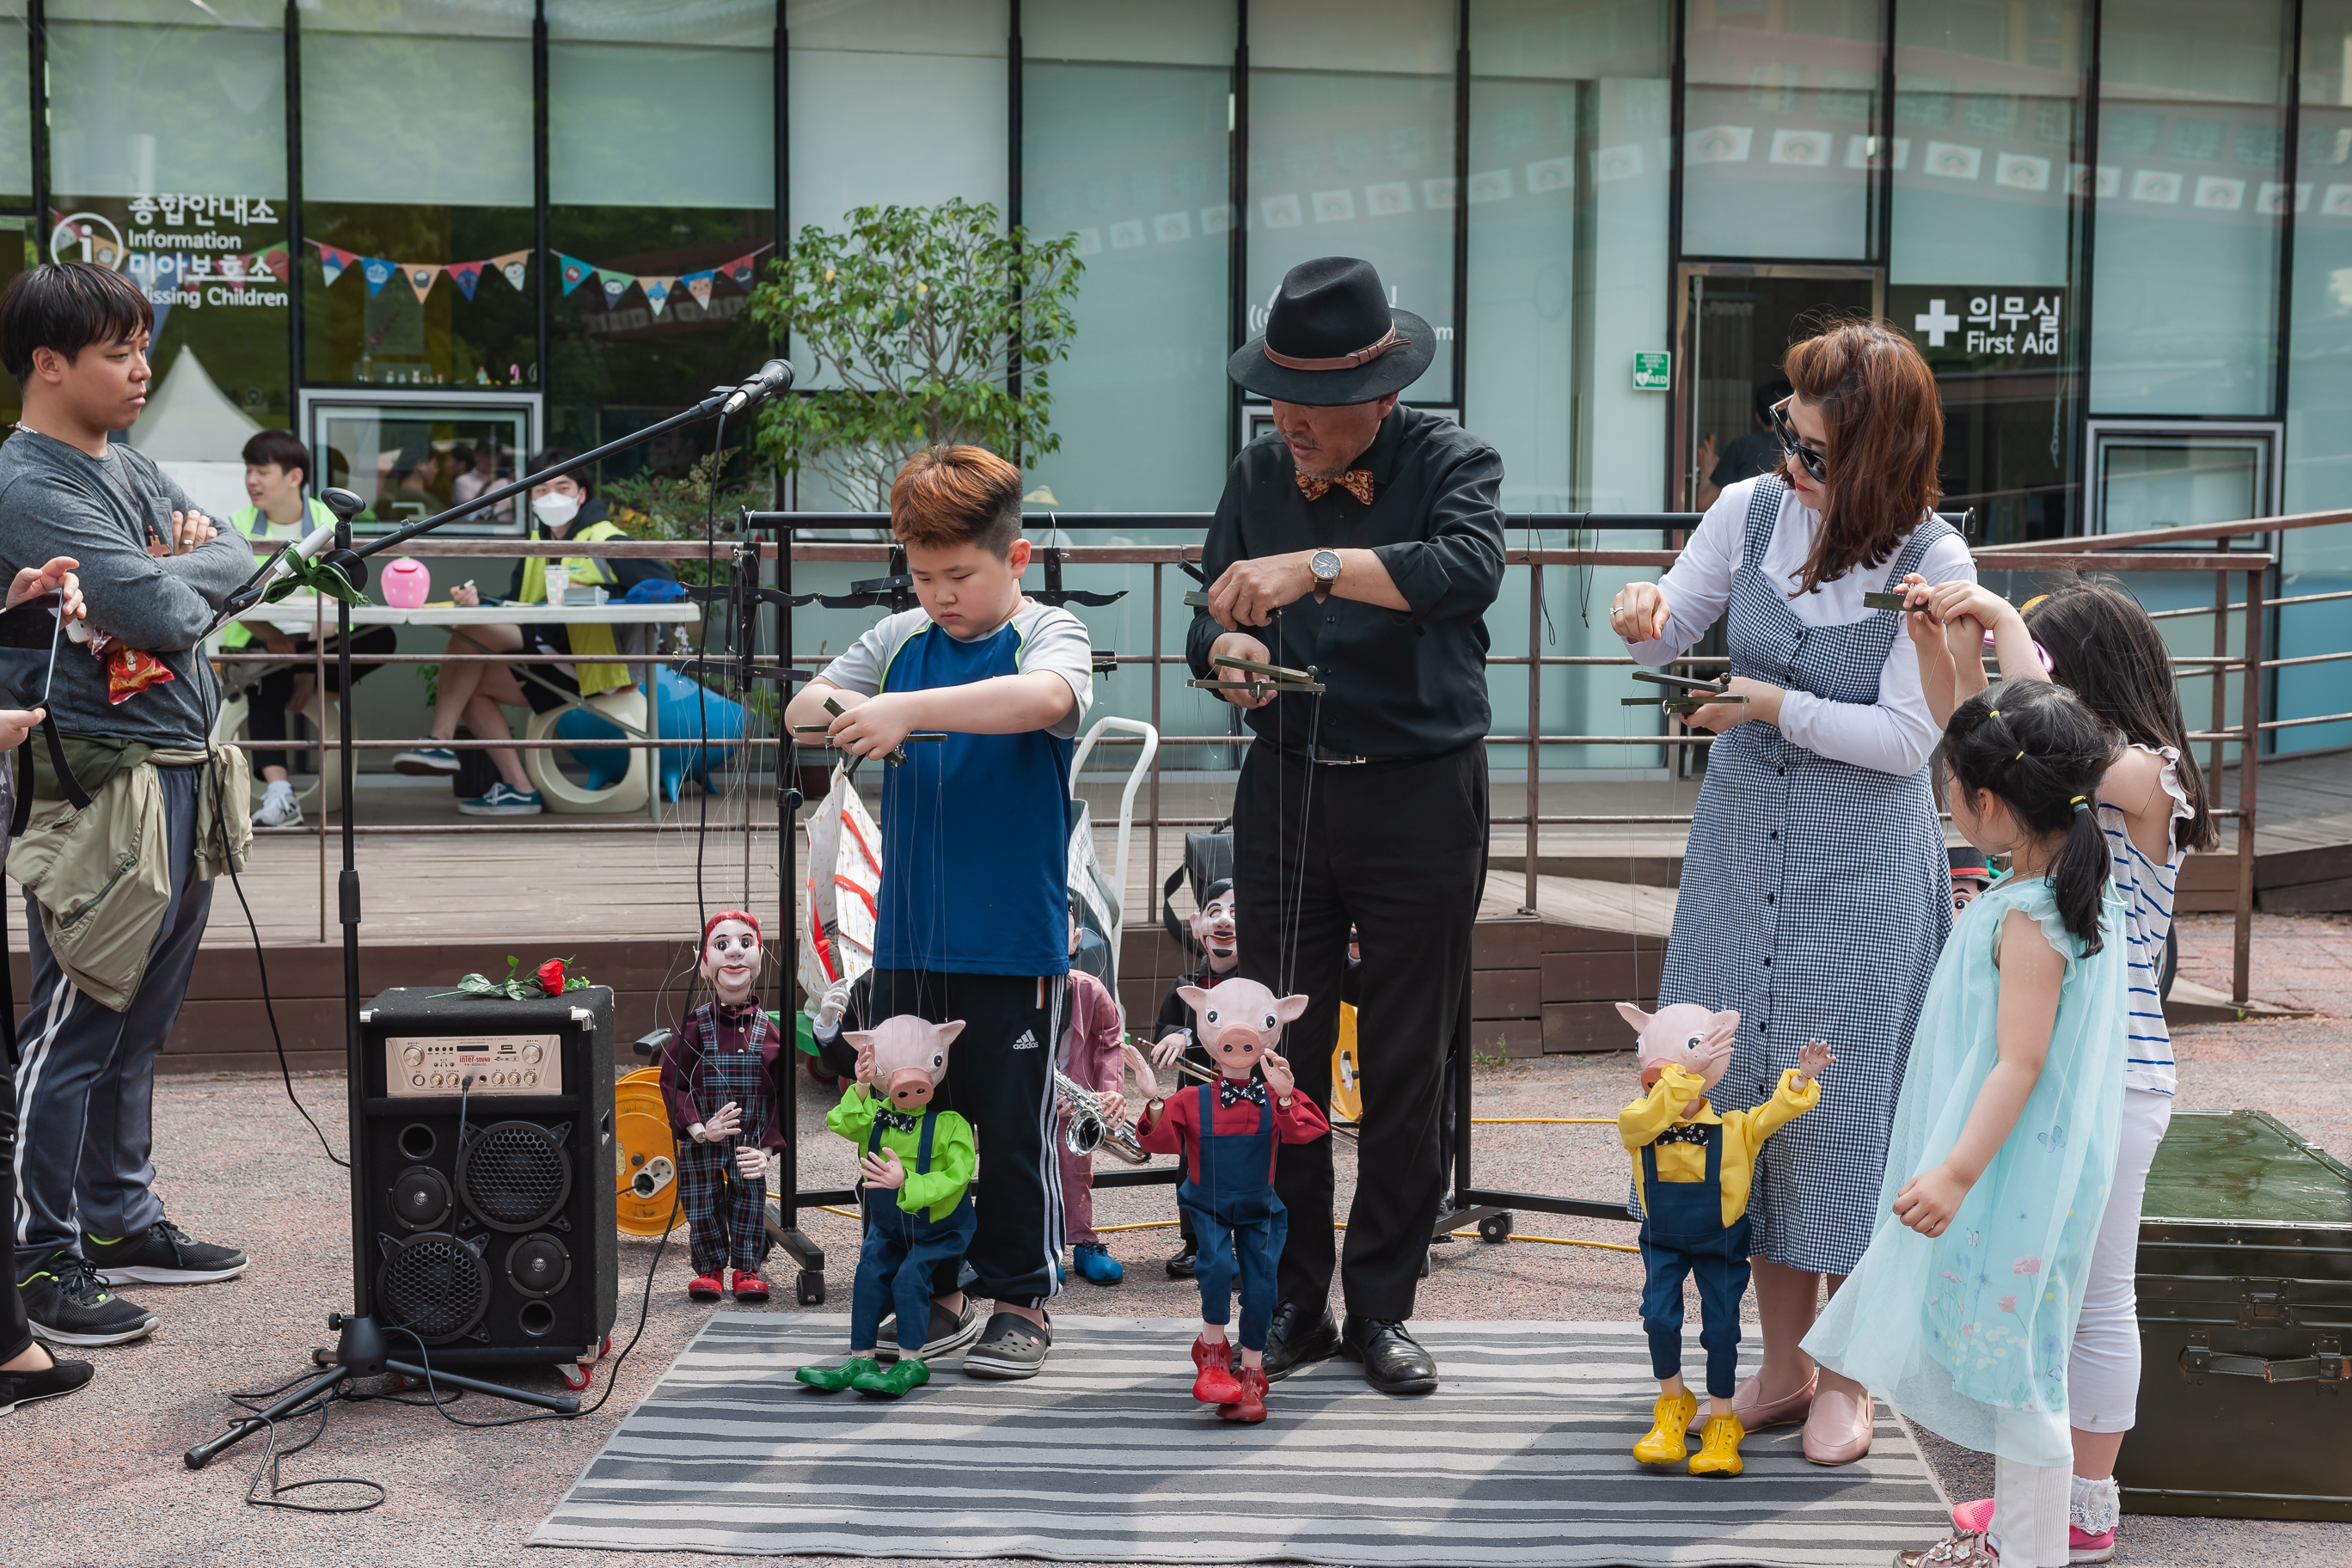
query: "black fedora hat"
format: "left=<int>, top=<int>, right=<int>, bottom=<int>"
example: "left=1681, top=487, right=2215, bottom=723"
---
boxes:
left=1228, top=256, right=1435, bottom=406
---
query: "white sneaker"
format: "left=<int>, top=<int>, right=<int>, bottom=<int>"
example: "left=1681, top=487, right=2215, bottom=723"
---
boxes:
left=251, top=781, right=303, bottom=828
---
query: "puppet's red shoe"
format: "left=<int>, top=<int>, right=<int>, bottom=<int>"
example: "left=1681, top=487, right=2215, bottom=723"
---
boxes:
left=732, top=1270, right=769, bottom=1303
left=1218, top=1366, right=1269, bottom=1424
left=1191, top=1337, right=1245, bottom=1404
left=687, top=1272, right=724, bottom=1302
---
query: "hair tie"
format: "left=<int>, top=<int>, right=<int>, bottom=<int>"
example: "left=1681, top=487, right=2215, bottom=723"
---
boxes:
left=1988, top=709, right=2000, bottom=718
left=2070, top=795, right=2089, bottom=812
left=2015, top=750, right=2025, bottom=761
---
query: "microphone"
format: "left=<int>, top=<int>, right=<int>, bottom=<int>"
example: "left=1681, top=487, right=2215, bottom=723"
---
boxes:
left=720, top=358, right=796, bottom=416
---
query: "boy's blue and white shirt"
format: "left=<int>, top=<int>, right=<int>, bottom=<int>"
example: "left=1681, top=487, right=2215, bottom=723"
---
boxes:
left=820, top=600, right=1093, bottom=978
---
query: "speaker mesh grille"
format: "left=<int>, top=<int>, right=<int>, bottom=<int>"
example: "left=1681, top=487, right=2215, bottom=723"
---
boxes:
left=378, top=1233, right=488, bottom=1344
left=459, top=1122, right=571, bottom=1230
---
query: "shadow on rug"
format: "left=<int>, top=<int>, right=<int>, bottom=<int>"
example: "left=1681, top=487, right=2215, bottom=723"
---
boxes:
left=533, top=1314, right=1950, bottom=1565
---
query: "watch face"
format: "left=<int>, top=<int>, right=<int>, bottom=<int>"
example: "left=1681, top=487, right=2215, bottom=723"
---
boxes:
left=1313, top=549, right=1341, bottom=581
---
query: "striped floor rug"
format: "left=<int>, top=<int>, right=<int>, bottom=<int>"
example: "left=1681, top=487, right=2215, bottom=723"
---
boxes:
left=533, top=1314, right=1951, bottom=1565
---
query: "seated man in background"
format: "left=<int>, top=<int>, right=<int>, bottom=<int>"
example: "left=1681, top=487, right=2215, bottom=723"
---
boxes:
left=220, top=428, right=393, bottom=827
left=392, top=451, right=674, bottom=817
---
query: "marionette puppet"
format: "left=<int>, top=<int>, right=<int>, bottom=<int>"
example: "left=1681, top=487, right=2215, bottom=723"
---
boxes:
left=1060, top=905, right=1130, bottom=1285
left=1948, top=846, right=1994, bottom=913
left=1149, top=879, right=1240, bottom=1279
left=795, top=1015, right=977, bottom=1398
left=658, top=910, right=787, bottom=1304
left=1615, top=1001, right=1830, bottom=1477
left=1132, top=977, right=1328, bottom=1424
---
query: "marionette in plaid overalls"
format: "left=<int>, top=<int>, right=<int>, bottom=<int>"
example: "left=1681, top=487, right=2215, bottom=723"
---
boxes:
left=658, top=910, right=786, bottom=1304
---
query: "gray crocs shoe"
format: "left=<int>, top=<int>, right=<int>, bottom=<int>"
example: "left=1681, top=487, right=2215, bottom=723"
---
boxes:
left=876, top=1296, right=981, bottom=1362
left=961, top=1310, right=1051, bottom=1380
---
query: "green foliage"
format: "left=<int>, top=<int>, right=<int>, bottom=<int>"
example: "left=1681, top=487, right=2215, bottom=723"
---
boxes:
left=602, top=448, right=772, bottom=589
left=747, top=199, right=1085, bottom=506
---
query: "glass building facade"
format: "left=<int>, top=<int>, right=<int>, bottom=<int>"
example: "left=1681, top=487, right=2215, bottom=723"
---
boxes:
left=0, top=0, right=2342, bottom=757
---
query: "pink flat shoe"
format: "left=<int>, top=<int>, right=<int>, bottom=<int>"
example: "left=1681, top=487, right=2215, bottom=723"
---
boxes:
left=1950, top=1498, right=2116, bottom=1564
left=1802, top=1386, right=1874, bottom=1465
left=1687, top=1368, right=1816, bottom=1433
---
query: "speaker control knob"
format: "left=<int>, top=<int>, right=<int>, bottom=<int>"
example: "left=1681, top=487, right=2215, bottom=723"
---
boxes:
left=403, top=1047, right=424, bottom=1067
left=523, top=1044, right=543, bottom=1064
left=524, top=1070, right=538, bottom=1087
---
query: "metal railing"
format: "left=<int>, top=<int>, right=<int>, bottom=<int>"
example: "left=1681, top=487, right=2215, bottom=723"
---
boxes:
left=218, top=511, right=2352, bottom=1006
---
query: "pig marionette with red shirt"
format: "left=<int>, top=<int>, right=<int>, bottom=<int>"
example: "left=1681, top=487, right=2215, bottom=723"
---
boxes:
left=1130, top=976, right=1329, bottom=1424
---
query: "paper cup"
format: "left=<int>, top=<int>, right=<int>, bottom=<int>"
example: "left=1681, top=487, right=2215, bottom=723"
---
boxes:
left=542, top=565, right=571, bottom=605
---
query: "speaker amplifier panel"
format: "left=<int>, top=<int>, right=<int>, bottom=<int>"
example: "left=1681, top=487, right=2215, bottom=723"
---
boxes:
left=387, top=1033, right=565, bottom=1097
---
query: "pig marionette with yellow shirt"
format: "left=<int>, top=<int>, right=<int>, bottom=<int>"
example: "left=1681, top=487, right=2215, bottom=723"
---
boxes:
left=1615, top=1001, right=1830, bottom=1480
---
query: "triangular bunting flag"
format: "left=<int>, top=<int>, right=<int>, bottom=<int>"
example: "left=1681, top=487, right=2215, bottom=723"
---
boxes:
left=404, top=262, right=443, bottom=303
left=255, top=245, right=290, bottom=283
left=360, top=256, right=395, bottom=297
left=683, top=270, right=715, bottom=309
left=491, top=249, right=531, bottom=292
left=597, top=269, right=635, bottom=308
left=317, top=243, right=356, bottom=288
left=557, top=253, right=596, bottom=295
left=723, top=253, right=756, bottom=289
left=640, top=276, right=676, bottom=316
left=445, top=260, right=485, bottom=301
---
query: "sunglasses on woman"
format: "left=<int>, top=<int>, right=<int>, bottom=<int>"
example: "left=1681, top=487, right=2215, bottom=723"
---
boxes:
left=1768, top=397, right=1828, bottom=484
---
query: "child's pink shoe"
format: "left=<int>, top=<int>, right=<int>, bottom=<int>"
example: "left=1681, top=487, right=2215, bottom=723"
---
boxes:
left=1949, top=1498, right=2116, bottom=1564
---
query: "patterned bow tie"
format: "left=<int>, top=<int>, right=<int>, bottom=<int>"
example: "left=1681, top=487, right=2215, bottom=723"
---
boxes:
left=1654, top=1122, right=1711, bottom=1147
left=1295, top=469, right=1375, bottom=505
left=1217, top=1077, right=1268, bottom=1111
left=875, top=1109, right=922, bottom=1133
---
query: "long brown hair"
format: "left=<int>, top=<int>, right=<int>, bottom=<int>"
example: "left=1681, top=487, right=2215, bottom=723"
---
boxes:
left=1779, top=319, right=1944, bottom=597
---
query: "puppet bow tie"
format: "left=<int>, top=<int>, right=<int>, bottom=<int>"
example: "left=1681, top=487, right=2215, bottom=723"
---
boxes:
left=1217, top=1078, right=1268, bottom=1110
left=1653, top=1122, right=1711, bottom=1147
left=1295, top=469, right=1375, bottom=505
left=874, top=1109, right=923, bottom=1132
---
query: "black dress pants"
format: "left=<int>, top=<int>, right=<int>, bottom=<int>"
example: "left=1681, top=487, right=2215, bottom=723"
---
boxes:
left=1232, top=740, right=1486, bottom=1322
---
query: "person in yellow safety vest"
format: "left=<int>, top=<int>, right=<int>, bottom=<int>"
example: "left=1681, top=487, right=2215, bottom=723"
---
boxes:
left=222, top=429, right=396, bottom=828
left=389, top=449, right=676, bottom=817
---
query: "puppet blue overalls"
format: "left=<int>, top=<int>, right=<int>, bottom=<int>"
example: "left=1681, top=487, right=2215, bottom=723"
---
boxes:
left=1638, top=1123, right=1751, bottom=1399
left=677, top=1010, right=775, bottom=1276
left=852, top=1109, right=977, bottom=1356
left=1179, top=1083, right=1290, bottom=1353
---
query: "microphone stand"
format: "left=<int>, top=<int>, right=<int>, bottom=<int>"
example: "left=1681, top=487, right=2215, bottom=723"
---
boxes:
left=187, top=366, right=803, bottom=1472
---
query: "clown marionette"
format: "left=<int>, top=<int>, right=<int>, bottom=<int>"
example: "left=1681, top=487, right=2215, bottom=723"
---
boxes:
left=1131, top=977, right=1329, bottom=1424
left=795, top=1015, right=978, bottom=1399
left=658, top=910, right=787, bottom=1303
left=1615, top=1001, right=1829, bottom=1478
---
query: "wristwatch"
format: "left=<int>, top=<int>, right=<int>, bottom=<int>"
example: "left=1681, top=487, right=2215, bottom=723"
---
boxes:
left=1309, top=548, right=1342, bottom=599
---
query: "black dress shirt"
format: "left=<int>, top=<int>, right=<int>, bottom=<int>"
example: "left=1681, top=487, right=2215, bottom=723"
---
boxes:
left=1185, top=404, right=1505, bottom=760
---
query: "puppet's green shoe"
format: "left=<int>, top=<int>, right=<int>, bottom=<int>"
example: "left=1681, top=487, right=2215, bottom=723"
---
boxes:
left=851, top=1356, right=930, bottom=1399
left=795, top=1356, right=879, bottom=1392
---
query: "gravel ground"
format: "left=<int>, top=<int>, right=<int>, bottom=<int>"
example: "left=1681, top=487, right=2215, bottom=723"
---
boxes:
left=4, top=912, right=2349, bottom=1568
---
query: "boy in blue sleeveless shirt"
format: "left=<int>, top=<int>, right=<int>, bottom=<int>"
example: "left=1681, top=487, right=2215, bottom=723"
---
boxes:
left=787, top=445, right=1093, bottom=1379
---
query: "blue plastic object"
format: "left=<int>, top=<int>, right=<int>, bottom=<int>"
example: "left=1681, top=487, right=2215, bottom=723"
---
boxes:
left=652, top=666, right=745, bottom=800
left=553, top=706, right=633, bottom=790
left=620, top=578, right=689, bottom=604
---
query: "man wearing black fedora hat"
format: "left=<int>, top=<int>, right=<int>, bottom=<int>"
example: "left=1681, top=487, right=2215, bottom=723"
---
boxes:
left=1186, top=256, right=1504, bottom=1395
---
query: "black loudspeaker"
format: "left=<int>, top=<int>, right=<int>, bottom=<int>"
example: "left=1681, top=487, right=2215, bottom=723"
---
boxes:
left=358, top=985, right=617, bottom=1369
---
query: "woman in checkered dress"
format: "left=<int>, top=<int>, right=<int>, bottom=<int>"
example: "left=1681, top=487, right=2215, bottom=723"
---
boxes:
left=1611, top=322, right=1974, bottom=1467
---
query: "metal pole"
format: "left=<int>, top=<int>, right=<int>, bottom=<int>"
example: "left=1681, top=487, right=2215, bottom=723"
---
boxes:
left=1520, top=561, right=1540, bottom=915
left=333, top=505, right=368, bottom=1318
left=2209, top=553, right=2229, bottom=810
left=1149, top=560, right=1163, bottom=932
left=2234, top=567, right=2262, bottom=1004
left=315, top=596, right=327, bottom=944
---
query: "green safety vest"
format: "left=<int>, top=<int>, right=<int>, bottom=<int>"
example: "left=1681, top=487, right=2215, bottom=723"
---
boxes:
left=518, top=518, right=633, bottom=698
left=220, top=497, right=340, bottom=648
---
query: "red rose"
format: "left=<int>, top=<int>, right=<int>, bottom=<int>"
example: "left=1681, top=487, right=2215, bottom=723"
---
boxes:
left=536, top=959, right=566, bottom=996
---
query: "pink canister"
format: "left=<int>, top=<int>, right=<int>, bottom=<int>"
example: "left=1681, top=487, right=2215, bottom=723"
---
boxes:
left=382, top=556, right=431, bottom=609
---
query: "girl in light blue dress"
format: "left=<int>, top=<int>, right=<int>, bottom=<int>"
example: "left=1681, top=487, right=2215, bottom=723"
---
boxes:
left=1805, top=680, right=2127, bottom=1568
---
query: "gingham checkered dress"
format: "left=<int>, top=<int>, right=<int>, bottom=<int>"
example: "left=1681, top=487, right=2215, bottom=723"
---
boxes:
left=1657, top=477, right=1955, bottom=1275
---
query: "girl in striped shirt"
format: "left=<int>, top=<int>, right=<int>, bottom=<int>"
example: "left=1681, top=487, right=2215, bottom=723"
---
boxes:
left=1905, top=576, right=2216, bottom=1564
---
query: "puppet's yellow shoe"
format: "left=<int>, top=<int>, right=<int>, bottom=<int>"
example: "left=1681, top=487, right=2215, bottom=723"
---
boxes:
left=1633, top=1389, right=1698, bottom=1465
left=1689, top=1413, right=1746, bottom=1477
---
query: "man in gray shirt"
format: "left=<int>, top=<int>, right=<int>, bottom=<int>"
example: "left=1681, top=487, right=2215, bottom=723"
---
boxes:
left=0, top=262, right=255, bottom=1351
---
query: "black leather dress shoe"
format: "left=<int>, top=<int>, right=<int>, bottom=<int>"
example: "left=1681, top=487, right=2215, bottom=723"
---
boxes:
left=1260, top=1298, right=1342, bottom=1382
left=1164, top=1240, right=1198, bottom=1278
left=1340, top=1315, right=1438, bottom=1394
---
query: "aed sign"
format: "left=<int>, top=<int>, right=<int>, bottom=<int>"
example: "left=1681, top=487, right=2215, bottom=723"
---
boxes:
left=1632, top=351, right=1671, bottom=390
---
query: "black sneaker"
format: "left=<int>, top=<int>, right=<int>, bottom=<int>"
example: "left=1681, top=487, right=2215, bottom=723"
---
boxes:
left=0, top=1347, right=95, bottom=1414
left=85, top=1221, right=248, bottom=1285
left=16, top=1253, right=158, bottom=1346
left=875, top=1295, right=982, bottom=1363
left=962, top=1310, right=1051, bottom=1379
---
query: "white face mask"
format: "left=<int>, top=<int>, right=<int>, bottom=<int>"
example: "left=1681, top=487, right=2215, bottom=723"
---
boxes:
left=531, top=493, right=581, bottom=529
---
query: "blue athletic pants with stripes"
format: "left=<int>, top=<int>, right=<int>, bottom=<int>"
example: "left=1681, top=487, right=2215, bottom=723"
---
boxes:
left=12, top=766, right=213, bottom=1265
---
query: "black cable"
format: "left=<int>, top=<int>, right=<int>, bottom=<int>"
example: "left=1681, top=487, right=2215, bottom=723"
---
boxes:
left=225, top=1370, right=384, bottom=1514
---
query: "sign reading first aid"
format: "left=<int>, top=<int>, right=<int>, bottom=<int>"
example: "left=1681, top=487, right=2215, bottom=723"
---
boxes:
left=1896, top=285, right=2066, bottom=367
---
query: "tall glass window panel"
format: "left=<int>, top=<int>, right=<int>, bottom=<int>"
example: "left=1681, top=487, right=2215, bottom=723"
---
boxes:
left=0, top=3, right=30, bottom=205
left=49, top=0, right=290, bottom=515
left=2087, top=0, right=2291, bottom=416
left=1680, top=0, right=1884, bottom=261
left=2281, top=0, right=2352, bottom=751
left=548, top=1, right=776, bottom=470
left=1890, top=0, right=2088, bottom=542
left=1247, top=0, right=1456, bottom=399
left=299, top=1, right=536, bottom=391
left=1021, top=1, right=1232, bottom=514
left=1469, top=0, right=1674, bottom=771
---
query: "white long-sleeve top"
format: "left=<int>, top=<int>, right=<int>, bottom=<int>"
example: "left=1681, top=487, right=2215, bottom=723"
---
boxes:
left=1620, top=477, right=1976, bottom=777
